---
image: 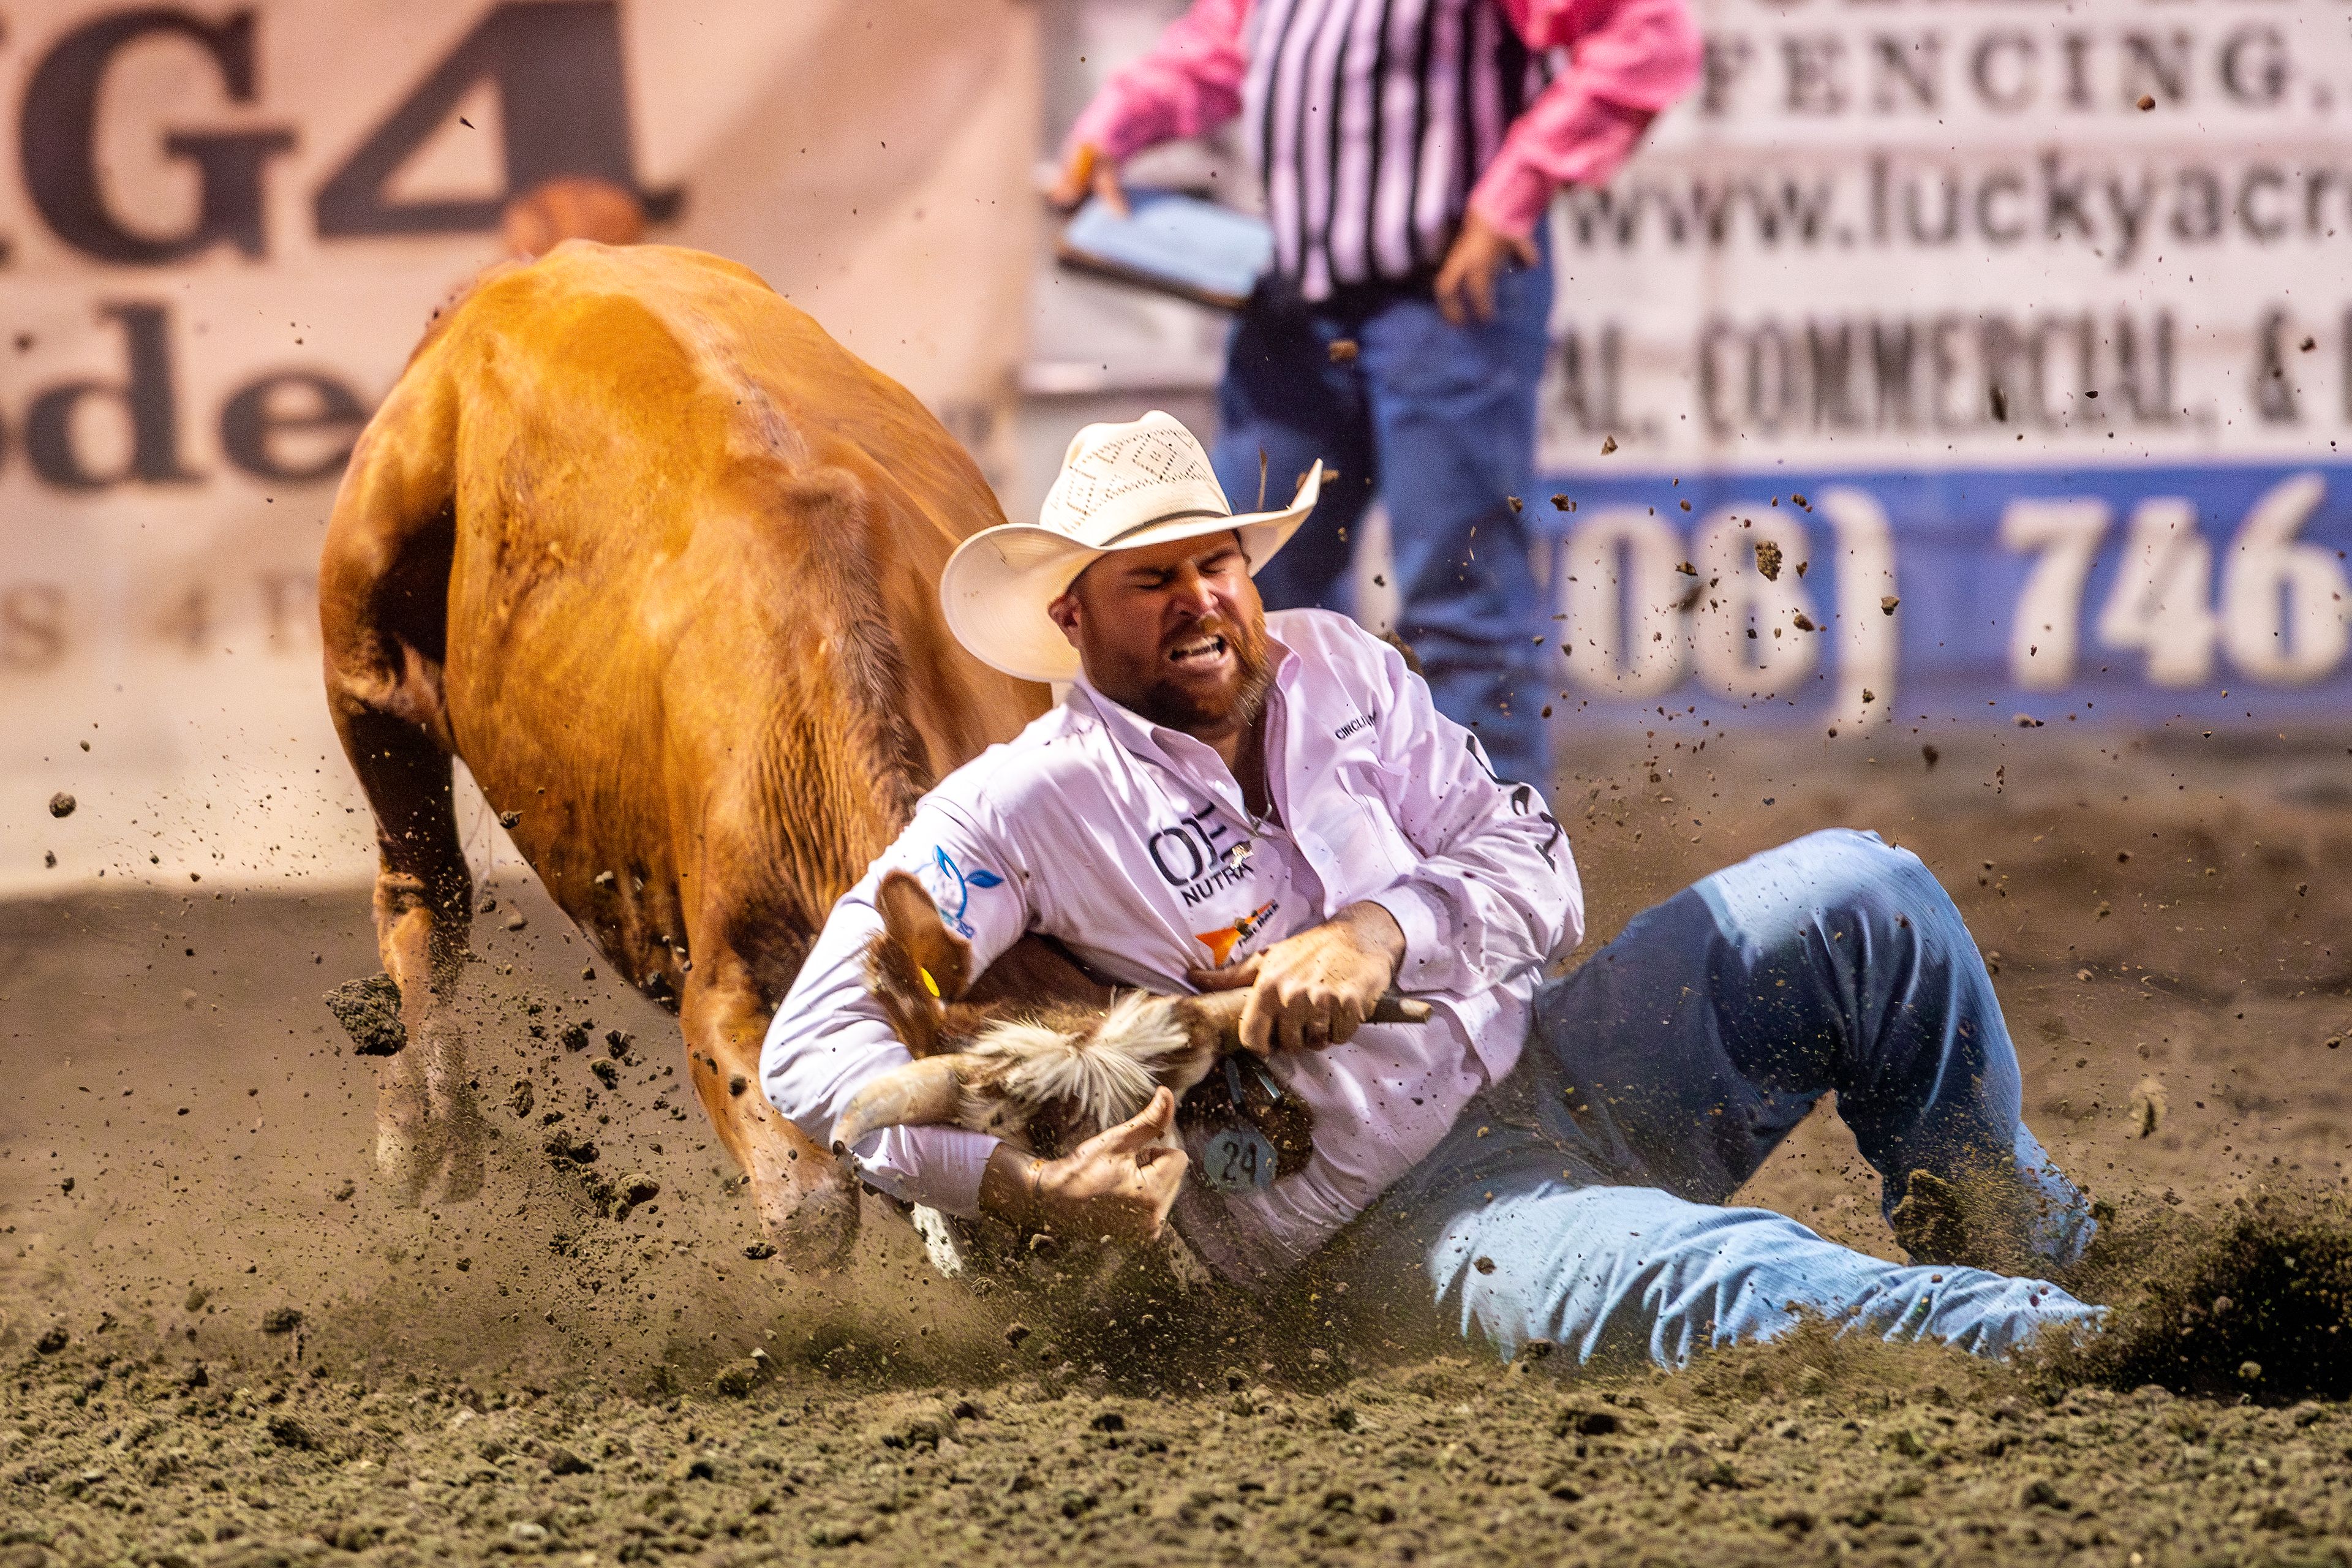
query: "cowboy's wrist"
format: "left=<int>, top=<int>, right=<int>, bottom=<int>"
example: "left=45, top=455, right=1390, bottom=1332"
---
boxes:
left=979, top=1143, right=1053, bottom=1231
left=1338, top=901, right=1407, bottom=976
left=1031, top=1156, right=1119, bottom=1232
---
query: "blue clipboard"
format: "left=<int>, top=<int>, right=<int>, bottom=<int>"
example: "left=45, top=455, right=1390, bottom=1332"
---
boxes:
left=1056, top=189, right=1275, bottom=311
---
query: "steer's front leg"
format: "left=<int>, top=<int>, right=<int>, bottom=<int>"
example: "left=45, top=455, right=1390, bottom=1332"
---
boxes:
left=680, top=965, right=859, bottom=1270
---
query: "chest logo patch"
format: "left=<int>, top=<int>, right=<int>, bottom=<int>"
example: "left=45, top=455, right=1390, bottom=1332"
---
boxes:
left=1147, top=804, right=1254, bottom=907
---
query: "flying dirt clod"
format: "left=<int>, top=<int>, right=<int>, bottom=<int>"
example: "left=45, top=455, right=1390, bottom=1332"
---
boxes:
left=324, top=974, right=406, bottom=1057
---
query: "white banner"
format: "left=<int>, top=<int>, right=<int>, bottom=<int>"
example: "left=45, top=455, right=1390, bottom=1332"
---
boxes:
left=1, top=1, right=1041, bottom=894
left=1540, top=0, right=2352, bottom=472
left=1523, top=0, right=2352, bottom=731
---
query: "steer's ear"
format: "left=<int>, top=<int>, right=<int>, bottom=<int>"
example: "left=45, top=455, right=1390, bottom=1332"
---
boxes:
left=867, top=872, right=976, bottom=1060
left=875, top=870, right=974, bottom=1000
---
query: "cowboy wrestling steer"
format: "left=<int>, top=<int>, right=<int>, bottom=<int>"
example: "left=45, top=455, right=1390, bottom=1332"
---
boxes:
left=766, top=409, right=2112, bottom=1371
left=319, top=241, right=1053, bottom=1259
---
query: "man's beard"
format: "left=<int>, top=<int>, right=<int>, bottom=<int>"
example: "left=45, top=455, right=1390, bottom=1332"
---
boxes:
left=1131, top=609, right=1275, bottom=734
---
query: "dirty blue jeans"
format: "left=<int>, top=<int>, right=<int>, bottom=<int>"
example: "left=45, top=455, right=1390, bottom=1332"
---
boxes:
left=1328, top=829, right=2101, bottom=1370
left=1210, top=250, right=1553, bottom=785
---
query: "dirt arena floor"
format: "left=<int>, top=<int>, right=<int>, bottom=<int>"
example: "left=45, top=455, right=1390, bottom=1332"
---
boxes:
left=3, top=723, right=2348, bottom=1566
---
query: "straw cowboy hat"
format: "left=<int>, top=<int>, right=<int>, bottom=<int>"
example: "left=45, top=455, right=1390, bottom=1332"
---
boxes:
left=941, top=410, right=1322, bottom=683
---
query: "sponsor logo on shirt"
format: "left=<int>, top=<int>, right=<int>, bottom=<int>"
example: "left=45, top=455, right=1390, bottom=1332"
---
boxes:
left=919, top=844, right=1004, bottom=938
left=1145, top=805, right=1255, bottom=908
left=1333, top=710, right=1376, bottom=740
left=1195, top=897, right=1279, bottom=967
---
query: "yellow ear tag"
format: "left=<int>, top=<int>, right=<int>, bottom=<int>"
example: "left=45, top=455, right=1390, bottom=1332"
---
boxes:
left=918, top=967, right=940, bottom=999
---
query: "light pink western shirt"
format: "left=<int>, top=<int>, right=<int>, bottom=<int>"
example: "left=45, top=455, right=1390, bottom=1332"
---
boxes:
left=760, top=609, right=1582, bottom=1283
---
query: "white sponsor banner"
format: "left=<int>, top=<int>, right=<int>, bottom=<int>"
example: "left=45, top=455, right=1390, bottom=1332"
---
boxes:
left=1539, top=0, right=2352, bottom=471
left=1, top=1, right=1041, bottom=894
left=1523, top=0, right=2352, bottom=730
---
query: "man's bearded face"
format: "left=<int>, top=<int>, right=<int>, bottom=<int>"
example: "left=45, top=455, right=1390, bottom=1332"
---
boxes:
left=1054, top=531, right=1273, bottom=737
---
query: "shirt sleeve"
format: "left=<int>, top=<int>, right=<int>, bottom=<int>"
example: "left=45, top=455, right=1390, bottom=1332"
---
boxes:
left=1062, top=0, right=1253, bottom=165
left=1359, top=638, right=1585, bottom=999
left=1468, top=0, right=1703, bottom=239
left=758, top=799, right=1030, bottom=1219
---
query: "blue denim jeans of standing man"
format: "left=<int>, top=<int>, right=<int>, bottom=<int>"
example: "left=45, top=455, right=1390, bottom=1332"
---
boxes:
left=1210, top=249, right=1554, bottom=785
left=1320, top=829, right=2103, bottom=1371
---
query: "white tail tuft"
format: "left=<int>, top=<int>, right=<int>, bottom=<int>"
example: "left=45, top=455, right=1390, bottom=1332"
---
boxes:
left=968, top=993, right=1192, bottom=1134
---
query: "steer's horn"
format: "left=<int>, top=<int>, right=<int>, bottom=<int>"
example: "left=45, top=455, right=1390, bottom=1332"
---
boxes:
left=830, top=1056, right=968, bottom=1158
left=1185, top=988, right=1433, bottom=1049
left=1186, top=987, right=1250, bottom=1040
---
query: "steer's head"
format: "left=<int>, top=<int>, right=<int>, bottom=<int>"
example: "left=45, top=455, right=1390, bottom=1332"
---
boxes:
left=833, top=990, right=1235, bottom=1161
left=838, top=871, right=1245, bottom=1163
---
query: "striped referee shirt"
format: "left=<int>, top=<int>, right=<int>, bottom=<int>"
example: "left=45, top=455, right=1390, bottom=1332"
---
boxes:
left=1246, top=0, right=1545, bottom=300
left=1065, top=0, right=1702, bottom=302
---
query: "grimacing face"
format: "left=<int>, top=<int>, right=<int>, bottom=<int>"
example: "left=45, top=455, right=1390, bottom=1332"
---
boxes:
left=1047, top=530, right=1274, bottom=739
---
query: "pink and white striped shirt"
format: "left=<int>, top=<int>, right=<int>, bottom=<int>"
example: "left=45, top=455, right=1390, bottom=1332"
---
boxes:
left=1066, top=0, right=1700, bottom=298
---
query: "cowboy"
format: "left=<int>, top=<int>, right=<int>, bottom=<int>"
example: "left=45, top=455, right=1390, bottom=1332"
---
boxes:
left=761, top=412, right=2101, bottom=1369
left=1046, top=0, right=1705, bottom=785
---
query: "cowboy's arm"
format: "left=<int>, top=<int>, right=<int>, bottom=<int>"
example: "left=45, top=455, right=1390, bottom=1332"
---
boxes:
left=1362, top=640, right=1585, bottom=995
left=760, top=802, right=1026, bottom=1218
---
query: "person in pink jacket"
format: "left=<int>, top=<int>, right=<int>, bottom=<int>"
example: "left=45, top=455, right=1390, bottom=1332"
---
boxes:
left=1050, top=0, right=1701, bottom=783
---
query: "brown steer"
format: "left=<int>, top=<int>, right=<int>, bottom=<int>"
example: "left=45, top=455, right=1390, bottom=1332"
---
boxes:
left=319, top=242, right=1049, bottom=1263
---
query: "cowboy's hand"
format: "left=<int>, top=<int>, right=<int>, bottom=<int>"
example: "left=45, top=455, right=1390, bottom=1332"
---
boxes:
left=1046, top=142, right=1129, bottom=217
left=1189, top=902, right=1406, bottom=1055
left=979, top=1087, right=1186, bottom=1243
left=1433, top=209, right=1539, bottom=326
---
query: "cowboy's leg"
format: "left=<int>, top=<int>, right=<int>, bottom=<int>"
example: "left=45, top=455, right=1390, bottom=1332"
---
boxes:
left=1544, top=827, right=2094, bottom=1268
left=1324, top=1011, right=2098, bottom=1373
left=1352, top=249, right=1552, bottom=784
left=1209, top=288, right=1377, bottom=612
left=1423, top=1178, right=2097, bottom=1370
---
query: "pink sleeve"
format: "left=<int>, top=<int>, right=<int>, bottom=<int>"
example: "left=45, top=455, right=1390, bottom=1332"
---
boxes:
left=1063, top=0, right=1254, bottom=165
left=1469, top=0, right=1702, bottom=239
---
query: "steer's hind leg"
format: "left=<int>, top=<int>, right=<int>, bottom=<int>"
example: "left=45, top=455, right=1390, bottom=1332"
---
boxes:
left=338, top=706, right=479, bottom=1203
left=680, top=957, right=858, bottom=1270
left=320, top=370, right=480, bottom=1204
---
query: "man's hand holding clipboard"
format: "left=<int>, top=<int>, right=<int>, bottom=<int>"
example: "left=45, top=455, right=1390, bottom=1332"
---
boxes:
left=1047, top=143, right=1130, bottom=219
left=1046, top=142, right=1273, bottom=311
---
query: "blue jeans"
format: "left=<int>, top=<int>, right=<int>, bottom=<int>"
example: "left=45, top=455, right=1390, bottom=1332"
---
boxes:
left=1325, top=830, right=2101, bottom=1370
left=1211, top=257, right=1554, bottom=784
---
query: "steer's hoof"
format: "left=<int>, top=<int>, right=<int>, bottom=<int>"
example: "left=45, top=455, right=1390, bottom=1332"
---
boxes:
left=430, top=1089, right=488, bottom=1205
left=754, top=1170, right=861, bottom=1273
left=375, top=1110, right=485, bottom=1207
left=435, top=1124, right=486, bottom=1205
left=375, top=1077, right=437, bottom=1205
left=375, top=1125, right=438, bottom=1208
